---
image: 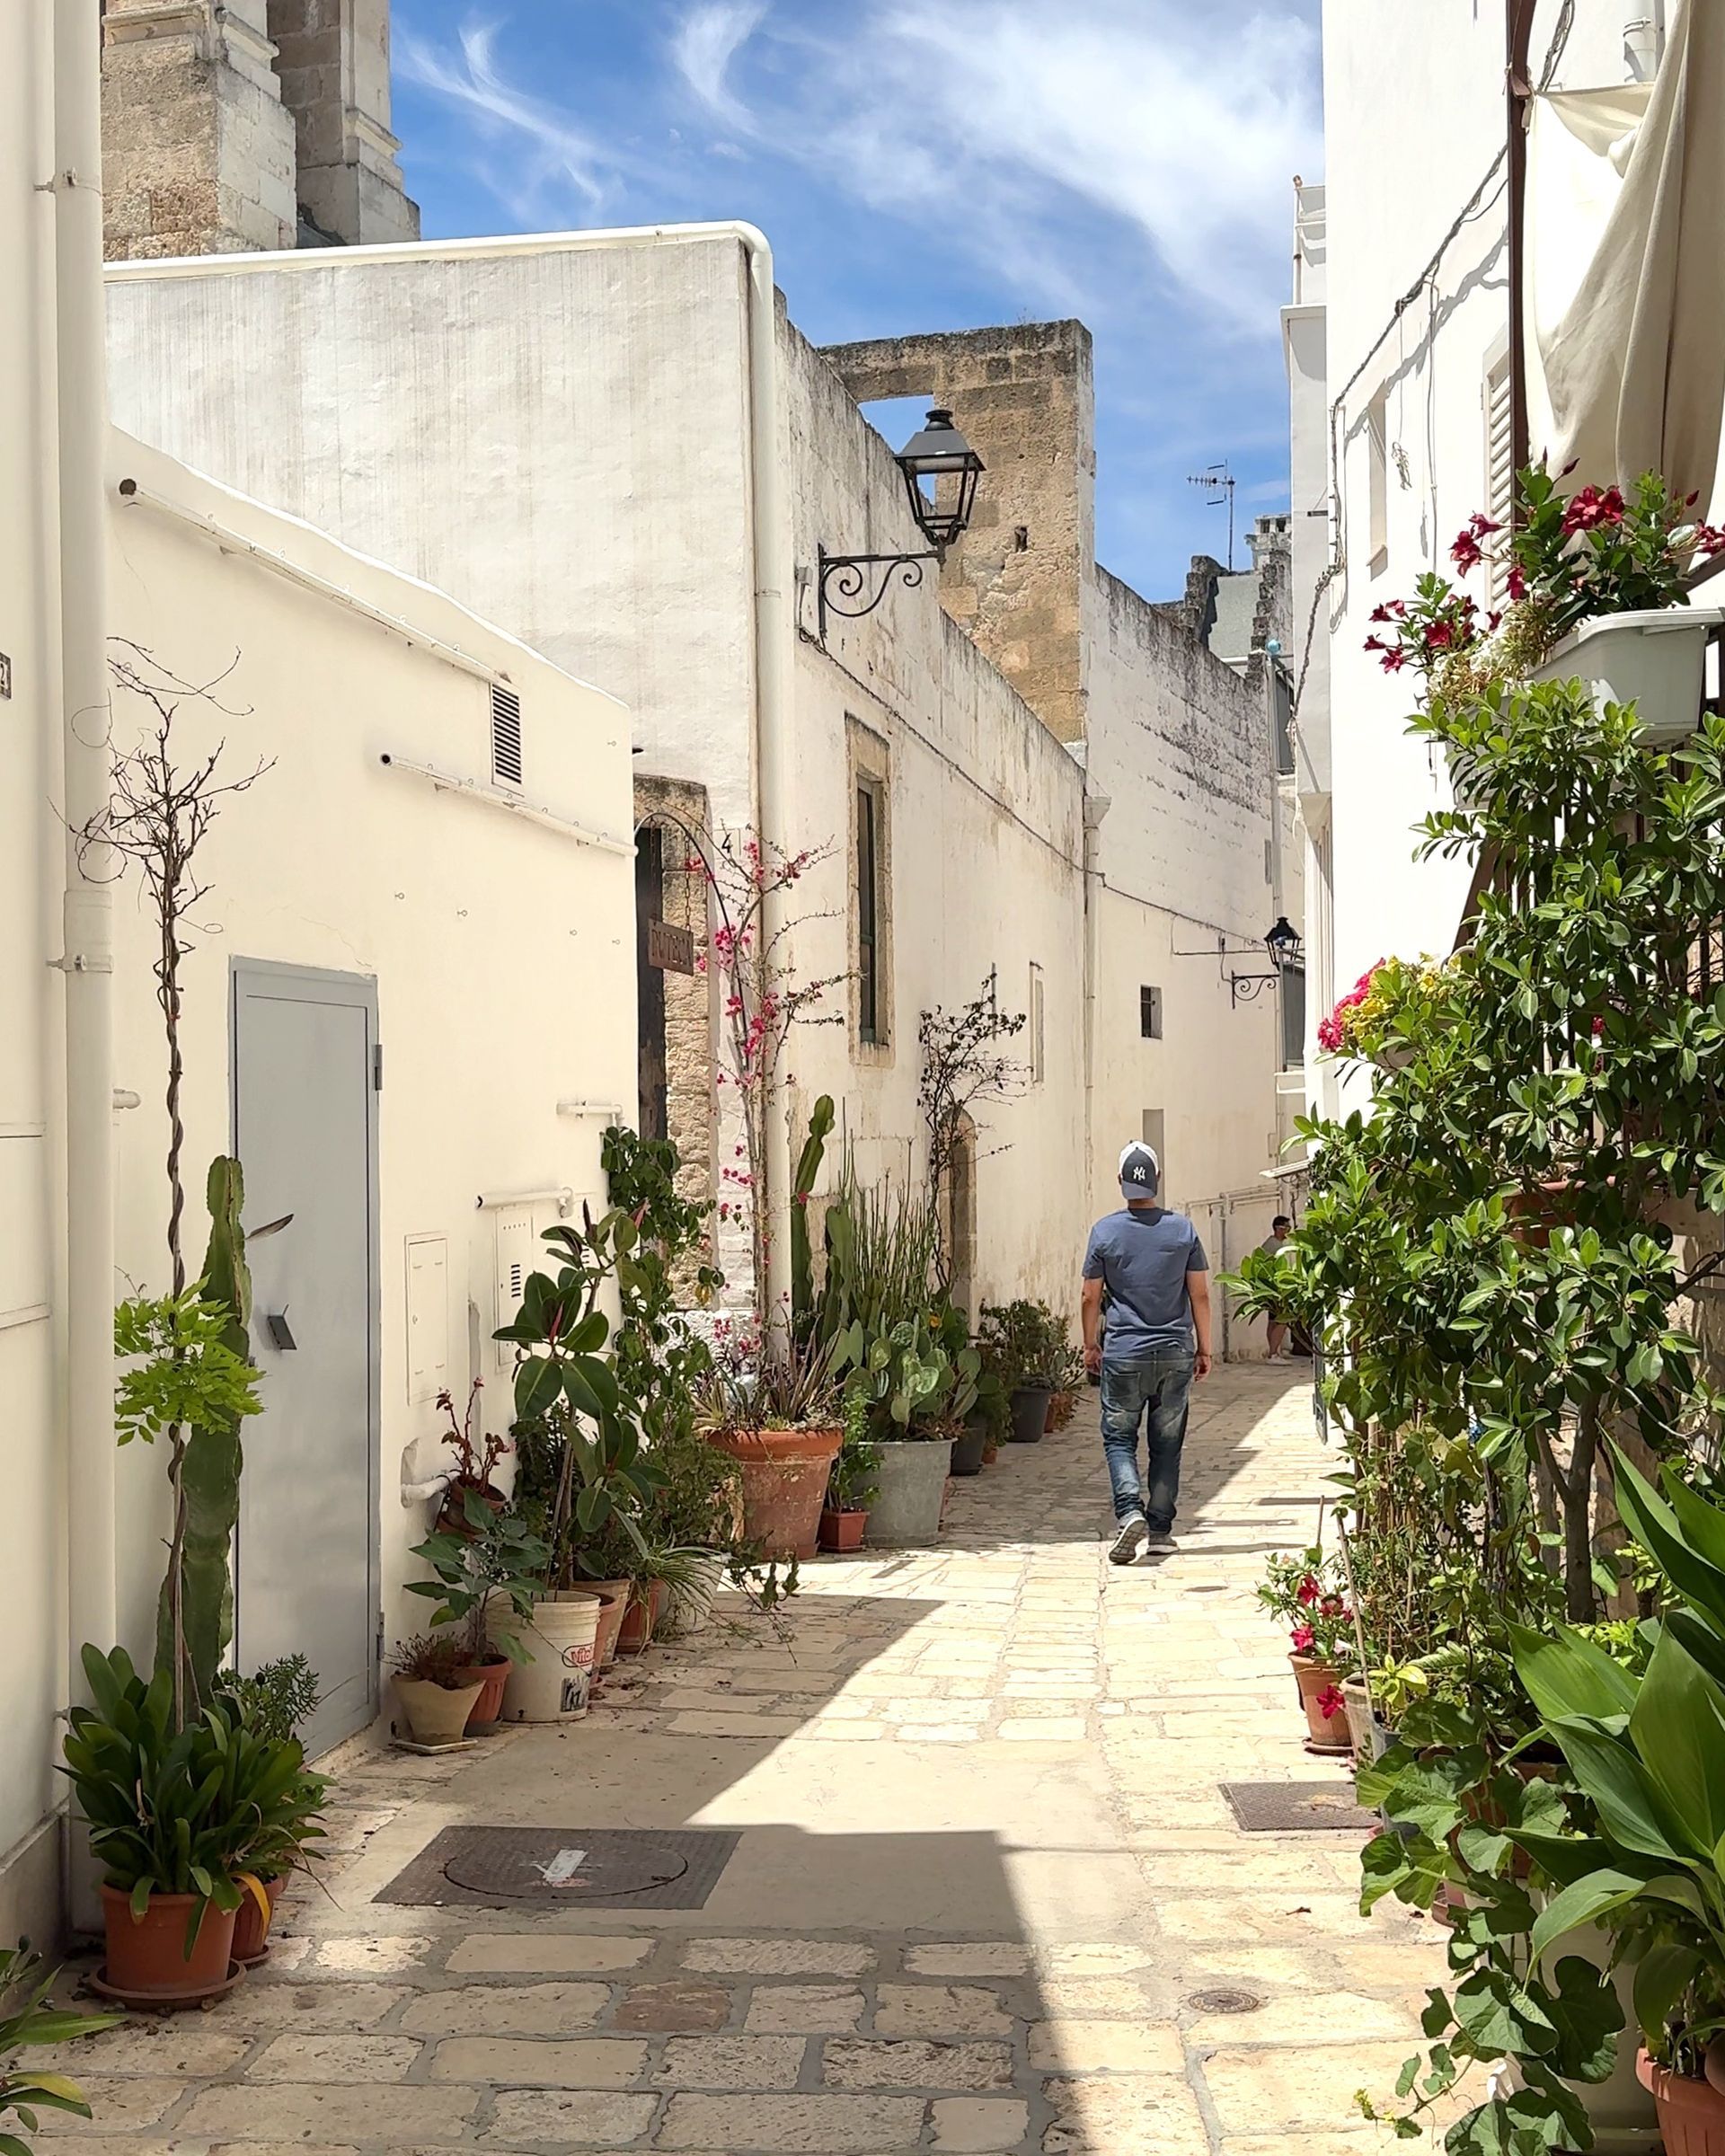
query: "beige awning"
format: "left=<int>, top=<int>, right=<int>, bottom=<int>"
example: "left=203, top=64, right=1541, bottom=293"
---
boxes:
left=1528, top=0, right=1725, bottom=508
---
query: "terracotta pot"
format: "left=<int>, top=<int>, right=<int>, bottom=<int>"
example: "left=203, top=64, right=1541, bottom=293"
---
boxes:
left=1048, top=1391, right=1077, bottom=1431
left=393, top=1674, right=483, bottom=1746
left=1008, top=1385, right=1051, bottom=1443
left=1289, top=1653, right=1351, bottom=1752
left=584, top=1580, right=631, bottom=1668
left=819, top=1506, right=867, bottom=1551
left=100, top=1883, right=237, bottom=2003
left=616, top=1584, right=657, bottom=1656
left=705, top=1423, right=844, bottom=1560
left=434, top=1480, right=507, bottom=1537
left=1043, top=1393, right=1057, bottom=1433
left=232, top=1874, right=282, bottom=1966
left=1639, top=2050, right=1725, bottom=2154
left=980, top=1436, right=999, bottom=1465
left=456, top=1656, right=511, bottom=1730
left=950, top=1420, right=987, bottom=1477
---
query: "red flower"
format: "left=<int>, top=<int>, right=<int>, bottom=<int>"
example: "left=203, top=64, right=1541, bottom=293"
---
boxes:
left=1561, top=484, right=1625, bottom=534
left=1379, top=646, right=1407, bottom=673
left=1695, top=524, right=1725, bottom=558
left=1296, top=1575, right=1321, bottom=1607
left=1367, top=604, right=1393, bottom=623
left=1507, top=562, right=1526, bottom=600
left=1450, top=530, right=1484, bottom=571
left=1290, top=1623, right=1316, bottom=1654
left=1316, top=1683, right=1346, bottom=1719
left=1423, top=620, right=1455, bottom=651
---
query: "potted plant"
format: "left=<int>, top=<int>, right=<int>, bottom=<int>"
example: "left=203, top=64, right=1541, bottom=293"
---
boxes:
left=61, top=1644, right=311, bottom=2006
left=429, top=1379, right=510, bottom=1534
left=696, top=1328, right=845, bottom=1562
left=971, top=1366, right=1011, bottom=1465
left=405, top=1491, right=549, bottom=1728
left=978, top=1299, right=1064, bottom=1443
left=821, top=1392, right=879, bottom=1551
left=389, top=1633, right=484, bottom=1748
left=841, top=1310, right=971, bottom=1547
left=1256, top=1549, right=1355, bottom=1754
left=217, top=1655, right=326, bottom=1963
left=642, top=1423, right=742, bottom=1634
left=0, top=1941, right=123, bottom=2148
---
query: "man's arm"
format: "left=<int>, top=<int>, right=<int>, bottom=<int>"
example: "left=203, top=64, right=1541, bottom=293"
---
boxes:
left=1187, top=1268, right=1214, bottom=1379
left=1082, top=1277, right=1104, bottom=1375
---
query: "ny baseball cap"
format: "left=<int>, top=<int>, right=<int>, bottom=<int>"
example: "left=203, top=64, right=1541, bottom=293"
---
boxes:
left=1118, top=1143, right=1160, bottom=1198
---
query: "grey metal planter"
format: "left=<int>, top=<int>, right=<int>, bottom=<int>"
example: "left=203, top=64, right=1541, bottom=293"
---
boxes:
left=866, top=1437, right=955, bottom=1547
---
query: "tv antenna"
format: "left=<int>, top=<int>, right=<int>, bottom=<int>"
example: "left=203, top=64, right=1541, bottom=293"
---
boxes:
left=1187, top=462, right=1237, bottom=570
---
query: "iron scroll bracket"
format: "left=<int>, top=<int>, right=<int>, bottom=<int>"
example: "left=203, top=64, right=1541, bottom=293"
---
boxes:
left=816, top=544, right=940, bottom=639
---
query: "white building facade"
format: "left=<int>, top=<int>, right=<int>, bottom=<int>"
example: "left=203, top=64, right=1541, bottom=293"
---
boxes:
left=105, top=227, right=1297, bottom=1313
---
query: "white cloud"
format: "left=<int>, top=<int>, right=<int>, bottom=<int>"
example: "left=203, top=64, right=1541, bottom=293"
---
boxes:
left=669, top=3, right=767, bottom=134
left=674, top=0, right=1322, bottom=338
left=396, top=14, right=619, bottom=218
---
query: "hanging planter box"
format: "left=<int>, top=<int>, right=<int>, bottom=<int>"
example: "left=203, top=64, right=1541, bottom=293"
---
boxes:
left=1530, top=606, right=1724, bottom=743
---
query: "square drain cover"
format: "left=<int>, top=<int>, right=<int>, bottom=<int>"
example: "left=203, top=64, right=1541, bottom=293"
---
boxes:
left=1221, top=1780, right=1376, bottom=1833
left=376, top=1826, right=741, bottom=1910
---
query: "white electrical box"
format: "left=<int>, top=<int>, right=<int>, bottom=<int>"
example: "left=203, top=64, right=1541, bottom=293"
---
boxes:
left=493, top=1206, right=536, bottom=1371
left=404, top=1233, right=449, bottom=1404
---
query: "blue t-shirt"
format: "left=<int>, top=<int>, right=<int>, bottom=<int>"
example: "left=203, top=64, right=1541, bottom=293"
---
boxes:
left=1083, top=1207, right=1209, bottom=1361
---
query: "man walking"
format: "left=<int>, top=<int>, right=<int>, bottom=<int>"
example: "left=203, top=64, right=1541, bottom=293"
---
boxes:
left=1259, top=1214, right=1294, bottom=1362
left=1081, top=1142, right=1212, bottom=1563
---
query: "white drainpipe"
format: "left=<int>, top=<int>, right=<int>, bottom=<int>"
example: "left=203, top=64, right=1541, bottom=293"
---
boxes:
left=108, top=218, right=796, bottom=1319
left=55, top=0, right=118, bottom=1674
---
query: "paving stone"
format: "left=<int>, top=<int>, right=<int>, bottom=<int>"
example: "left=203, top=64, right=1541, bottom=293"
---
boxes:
left=214, top=1980, right=412, bottom=2030
left=874, top=1984, right=1013, bottom=2039
left=682, top=1939, right=874, bottom=1977
left=996, top=1719, right=1089, bottom=1741
left=313, top=1936, right=434, bottom=1975
left=904, top=1944, right=1034, bottom=1978
left=1039, top=2072, right=1211, bottom=2154
left=400, top=1982, right=612, bottom=2034
left=1039, top=1943, right=1156, bottom=1977
left=482, top=2090, right=659, bottom=2146
left=652, top=2035, right=805, bottom=2089
left=1188, top=1989, right=1414, bottom=2046
left=447, top=1936, right=654, bottom=1974
left=35, top=2077, right=182, bottom=2132
left=247, top=2034, right=423, bottom=2081
left=803, top=1720, right=887, bottom=1741
left=36, top=2024, right=251, bottom=2076
left=656, top=2092, right=925, bottom=2151
left=743, top=1985, right=867, bottom=2034
left=893, top=1723, right=982, bottom=1744
left=1200, top=2044, right=1423, bottom=2135
left=429, top=2037, right=648, bottom=2086
left=932, top=2097, right=1032, bottom=2152
left=822, top=2038, right=1013, bottom=2091
left=1027, top=2019, right=1184, bottom=2073
left=611, top=1984, right=731, bottom=2033
left=180, top=2083, right=475, bottom=2143
left=666, top=1710, right=805, bottom=1738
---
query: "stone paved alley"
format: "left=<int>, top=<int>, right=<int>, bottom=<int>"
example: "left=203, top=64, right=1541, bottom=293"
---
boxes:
left=45, top=1368, right=1449, bottom=2156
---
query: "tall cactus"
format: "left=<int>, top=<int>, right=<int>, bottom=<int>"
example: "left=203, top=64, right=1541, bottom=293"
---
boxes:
left=790, top=1094, right=836, bottom=1339
left=156, top=1157, right=253, bottom=1711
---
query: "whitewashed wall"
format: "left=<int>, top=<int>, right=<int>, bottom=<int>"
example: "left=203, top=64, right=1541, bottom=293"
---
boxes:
left=103, top=433, right=636, bottom=1710
left=1315, top=1, right=1634, bottom=1010
left=0, top=6, right=72, bottom=1947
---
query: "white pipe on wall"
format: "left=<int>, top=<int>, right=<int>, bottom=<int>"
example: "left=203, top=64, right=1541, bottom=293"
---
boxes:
left=54, top=0, right=118, bottom=1679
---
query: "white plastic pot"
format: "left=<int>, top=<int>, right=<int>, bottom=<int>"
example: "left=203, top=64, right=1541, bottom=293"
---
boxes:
left=501, top=1591, right=602, bottom=1723
left=1531, top=606, right=1723, bottom=743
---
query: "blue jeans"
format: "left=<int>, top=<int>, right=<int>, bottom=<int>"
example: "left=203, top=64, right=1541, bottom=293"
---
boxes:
left=1100, top=1354, right=1194, bottom=1532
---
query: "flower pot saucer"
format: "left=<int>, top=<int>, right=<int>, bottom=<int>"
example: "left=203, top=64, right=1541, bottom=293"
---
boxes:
left=89, top=1957, right=245, bottom=2013
left=1302, top=1735, right=1353, bottom=1758
left=389, top=1734, right=481, bottom=1757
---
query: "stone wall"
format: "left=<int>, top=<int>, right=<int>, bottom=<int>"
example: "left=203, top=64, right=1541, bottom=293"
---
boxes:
left=102, top=1, right=297, bottom=258
left=101, top=0, right=416, bottom=259
left=633, top=775, right=717, bottom=1250
left=820, top=322, right=1094, bottom=746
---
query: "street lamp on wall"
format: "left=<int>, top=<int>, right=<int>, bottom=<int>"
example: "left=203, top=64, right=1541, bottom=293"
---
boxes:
left=1229, top=916, right=1304, bottom=1007
left=817, top=407, right=986, bottom=639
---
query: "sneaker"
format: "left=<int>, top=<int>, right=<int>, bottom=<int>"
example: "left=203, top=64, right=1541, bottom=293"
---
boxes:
left=1143, top=1529, right=1177, bottom=1554
left=1267, top=1351, right=1289, bottom=1365
left=1108, top=1515, right=1148, bottom=1565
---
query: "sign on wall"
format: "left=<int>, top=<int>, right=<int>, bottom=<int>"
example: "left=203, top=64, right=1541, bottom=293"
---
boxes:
left=647, top=919, right=694, bottom=975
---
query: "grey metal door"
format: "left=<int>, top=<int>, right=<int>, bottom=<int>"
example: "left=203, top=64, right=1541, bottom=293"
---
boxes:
left=231, top=960, right=379, bottom=1758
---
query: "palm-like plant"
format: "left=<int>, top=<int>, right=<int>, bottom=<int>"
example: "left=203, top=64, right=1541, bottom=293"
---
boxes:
left=0, top=1944, right=121, bottom=2156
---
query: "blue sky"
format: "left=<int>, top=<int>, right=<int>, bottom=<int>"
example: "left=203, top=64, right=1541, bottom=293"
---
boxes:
left=393, top=1, right=1323, bottom=601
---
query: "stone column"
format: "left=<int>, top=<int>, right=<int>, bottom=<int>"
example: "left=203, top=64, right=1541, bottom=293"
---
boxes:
left=267, top=0, right=419, bottom=245
left=102, top=0, right=298, bottom=259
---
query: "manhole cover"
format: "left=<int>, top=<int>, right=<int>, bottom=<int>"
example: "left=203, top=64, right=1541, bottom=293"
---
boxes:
left=1187, top=1986, right=1262, bottom=2015
left=376, top=1827, right=739, bottom=1910
left=1220, top=1780, right=1376, bottom=1833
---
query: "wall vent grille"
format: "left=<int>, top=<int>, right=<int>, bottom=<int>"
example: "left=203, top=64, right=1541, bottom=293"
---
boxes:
left=491, top=683, right=523, bottom=786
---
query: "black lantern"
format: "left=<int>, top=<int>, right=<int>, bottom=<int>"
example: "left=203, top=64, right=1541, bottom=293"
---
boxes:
left=817, top=407, right=986, bottom=638
left=1263, top=915, right=1303, bottom=968
left=893, top=407, right=985, bottom=555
